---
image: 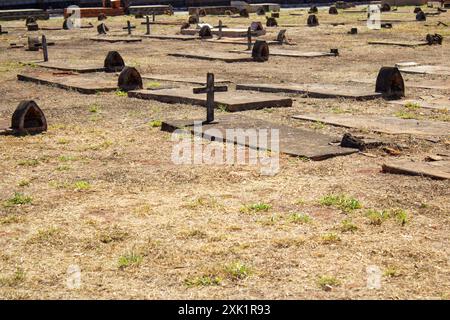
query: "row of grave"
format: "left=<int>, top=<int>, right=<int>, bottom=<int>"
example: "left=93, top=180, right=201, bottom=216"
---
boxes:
left=2, top=48, right=448, bottom=178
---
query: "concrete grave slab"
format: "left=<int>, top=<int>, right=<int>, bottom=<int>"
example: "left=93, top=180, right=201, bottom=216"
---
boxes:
left=382, top=160, right=450, bottom=180
left=17, top=71, right=118, bottom=94
left=230, top=49, right=336, bottom=58
left=292, top=113, right=450, bottom=137
left=353, top=78, right=450, bottom=91
left=389, top=97, right=450, bottom=111
left=368, top=40, right=429, bottom=47
left=142, top=74, right=231, bottom=85
left=128, top=88, right=293, bottom=112
left=141, top=34, right=200, bottom=41
left=90, top=37, right=142, bottom=43
left=181, top=28, right=266, bottom=37
left=31, top=60, right=106, bottom=73
left=204, top=38, right=281, bottom=45
left=169, top=52, right=254, bottom=63
left=161, top=113, right=358, bottom=160
left=398, top=65, right=450, bottom=76
left=237, top=83, right=381, bottom=100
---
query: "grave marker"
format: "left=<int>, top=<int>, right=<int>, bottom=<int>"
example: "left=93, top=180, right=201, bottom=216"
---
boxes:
left=10, top=101, right=47, bottom=135
left=307, top=15, right=319, bottom=26
left=97, top=23, right=109, bottom=34
left=42, top=35, right=48, bottom=62
left=193, top=73, right=228, bottom=123
left=218, top=20, right=223, bottom=39
left=0, top=25, right=8, bottom=34
left=144, top=16, right=151, bottom=34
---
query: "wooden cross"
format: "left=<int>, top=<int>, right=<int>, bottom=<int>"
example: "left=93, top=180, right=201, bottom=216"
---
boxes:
left=193, top=73, right=228, bottom=123
left=42, top=35, right=48, bottom=62
left=152, top=12, right=156, bottom=22
left=247, top=27, right=252, bottom=50
left=144, top=16, right=151, bottom=34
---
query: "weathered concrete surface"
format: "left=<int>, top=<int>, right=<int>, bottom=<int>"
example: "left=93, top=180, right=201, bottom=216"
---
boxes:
left=141, top=34, right=200, bottom=41
left=292, top=113, right=450, bottom=137
left=142, top=74, right=231, bottom=85
left=237, top=83, right=381, bottom=100
left=33, top=61, right=105, bottom=73
left=17, top=72, right=118, bottom=94
left=398, top=65, right=450, bottom=76
left=368, top=40, right=429, bottom=47
left=169, top=52, right=254, bottom=63
left=161, top=114, right=358, bottom=160
left=230, top=49, right=336, bottom=58
left=382, top=160, right=450, bottom=180
left=181, top=28, right=266, bottom=37
left=90, top=37, right=142, bottom=43
left=128, top=88, right=293, bottom=112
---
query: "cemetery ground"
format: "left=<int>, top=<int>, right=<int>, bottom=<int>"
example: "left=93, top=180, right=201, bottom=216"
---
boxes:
left=0, top=6, right=449, bottom=299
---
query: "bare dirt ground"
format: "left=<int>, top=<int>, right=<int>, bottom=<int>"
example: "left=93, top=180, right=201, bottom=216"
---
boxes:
left=0, top=6, right=449, bottom=299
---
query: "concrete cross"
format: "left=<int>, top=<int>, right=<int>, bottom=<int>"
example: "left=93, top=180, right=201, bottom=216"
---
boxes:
left=193, top=73, right=228, bottom=123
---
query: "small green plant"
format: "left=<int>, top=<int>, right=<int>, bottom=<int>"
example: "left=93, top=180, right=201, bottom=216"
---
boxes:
left=57, top=138, right=70, bottom=145
left=0, top=215, right=24, bottom=225
left=394, top=110, right=419, bottom=120
left=289, top=213, right=312, bottom=224
left=224, top=262, right=251, bottom=280
left=366, top=209, right=390, bottom=225
left=240, top=203, right=271, bottom=213
left=184, top=275, right=222, bottom=287
left=146, top=81, right=161, bottom=89
left=0, top=268, right=26, bottom=287
left=58, top=155, right=77, bottom=162
left=391, top=208, right=408, bottom=226
left=383, top=267, right=399, bottom=278
left=319, top=194, right=362, bottom=212
left=340, top=219, right=358, bottom=233
left=217, top=104, right=228, bottom=112
left=148, top=120, right=162, bottom=128
left=311, top=121, right=325, bottom=130
left=317, top=275, right=341, bottom=290
left=404, top=102, right=421, bottom=110
left=89, top=104, right=100, bottom=113
left=320, top=233, right=341, bottom=244
left=115, top=89, right=127, bottom=97
left=18, top=159, right=39, bottom=167
left=4, top=193, right=33, bottom=207
left=98, top=226, right=128, bottom=243
left=18, top=179, right=30, bottom=187
left=74, top=181, right=91, bottom=191
left=118, top=251, right=143, bottom=269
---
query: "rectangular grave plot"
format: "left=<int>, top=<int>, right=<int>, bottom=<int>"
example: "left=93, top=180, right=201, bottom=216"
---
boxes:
left=237, top=83, right=382, bottom=100
left=181, top=28, right=266, bottom=37
left=292, top=113, right=450, bottom=137
left=128, top=88, right=292, bottom=112
left=382, top=160, right=450, bottom=180
left=398, top=65, right=450, bottom=76
left=141, top=34, right=200, bottom=41
left=17, top=72, right=118, bottom=94
left=169, top=52, right=253, bottom=63
left=34, top=61, right=105, bottom=73
left=142, top=74, right=231, bottom=85
left=368, top=40, right=429, bottom=47
left=89, top=37, right=142, bottom=43
left=230, top=49, right=335, bottom=58
left=161, top=114, right=358, bottom=160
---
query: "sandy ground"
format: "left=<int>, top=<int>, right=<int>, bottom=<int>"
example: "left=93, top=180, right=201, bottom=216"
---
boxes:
left=0, top=5, right=449, bottom=299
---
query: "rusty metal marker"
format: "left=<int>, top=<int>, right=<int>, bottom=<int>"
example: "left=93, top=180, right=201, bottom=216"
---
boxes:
left=307, top=14, right=319, bottom=26
left=104, top=51, right=125, bottom=72
left=161, top=114, right=357, bottom=160
left=0, top=101, right=47, bottom=135
left=251, top=40, right=270, bottom=62
left=375, top=67, right=405, bottom=99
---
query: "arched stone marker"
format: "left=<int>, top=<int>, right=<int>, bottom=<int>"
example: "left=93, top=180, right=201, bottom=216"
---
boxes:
left=11, top=101, right=47, bottom=135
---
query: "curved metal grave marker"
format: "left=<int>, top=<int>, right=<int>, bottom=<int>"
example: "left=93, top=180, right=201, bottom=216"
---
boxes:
left=240, top=9, right=249, bottom=17
left=11, top=100, right=47, bottom=135
left=416, top=11, right=426, bottom=21
left=309, top=6, right=318, bottom=14
left=375, top=67, right=405, bottom=99
left=104, top=51, right=125, bottom=73
left=97, top=23, right=109, bottom=34
left=250, top=21, right=264, bottom=31
left=329, top=6, right=338, bottom=14
left=307, top=15, right=319, bottom=26
left=118, top=67, right=143, bottom=91
left=252, top=40, right=270, bottom=62
left=266, top=17, right=278, bottom=27
left=199, top=25, right=212, bottom=38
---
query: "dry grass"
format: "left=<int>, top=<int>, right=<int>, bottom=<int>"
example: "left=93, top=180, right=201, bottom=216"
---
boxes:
left=0, top=5, right=449, bottom=299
